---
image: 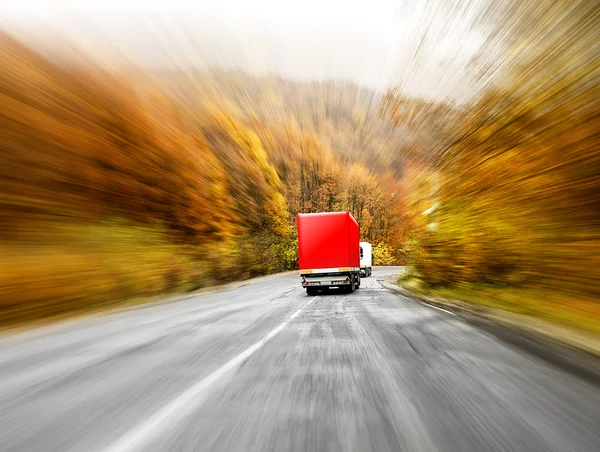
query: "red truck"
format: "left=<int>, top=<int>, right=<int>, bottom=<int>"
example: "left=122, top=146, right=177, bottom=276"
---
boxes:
left=297, top=211, right=361, bottom=295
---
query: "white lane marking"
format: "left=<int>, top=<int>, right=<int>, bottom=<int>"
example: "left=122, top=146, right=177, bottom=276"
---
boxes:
left=103, top=297, right=317, bottom=452
left=421, top=302, right=456, bottom=316
left=376, top=278, right=457, bottom=317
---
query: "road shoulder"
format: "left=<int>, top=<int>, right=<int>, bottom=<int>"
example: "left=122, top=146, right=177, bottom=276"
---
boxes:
left=378, top=276, right=600, bottom=388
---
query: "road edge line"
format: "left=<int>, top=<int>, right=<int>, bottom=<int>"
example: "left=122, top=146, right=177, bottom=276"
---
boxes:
left=378, top=277, right=600, bottom=388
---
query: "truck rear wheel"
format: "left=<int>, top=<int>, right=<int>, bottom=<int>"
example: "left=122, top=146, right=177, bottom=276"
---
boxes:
left=306, top=287, right=318, bottom=296
left=347, top=276, right=355, bottom=293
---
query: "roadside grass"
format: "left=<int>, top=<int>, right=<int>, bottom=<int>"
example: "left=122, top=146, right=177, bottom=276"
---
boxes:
left=397, top=272, right=600, bottom=336
left=0, top=220, right=204, bottom=329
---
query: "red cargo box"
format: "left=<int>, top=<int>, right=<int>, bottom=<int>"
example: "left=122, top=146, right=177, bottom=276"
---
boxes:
left=297, top=212, right=360, bottom=270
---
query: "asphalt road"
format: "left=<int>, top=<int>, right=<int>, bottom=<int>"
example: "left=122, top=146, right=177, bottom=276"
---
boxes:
left=1, top=267, right=599, bottom=452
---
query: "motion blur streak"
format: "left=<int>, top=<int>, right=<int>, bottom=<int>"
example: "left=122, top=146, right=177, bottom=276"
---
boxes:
left=0, top=270, right=599, bottom=451
left=105, top=297, right=316, bottom=452
left=0, top=0, right=599, bottom=451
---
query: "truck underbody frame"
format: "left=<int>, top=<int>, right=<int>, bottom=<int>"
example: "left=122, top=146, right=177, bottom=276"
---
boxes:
left=301, top=267, right=360, bottom=295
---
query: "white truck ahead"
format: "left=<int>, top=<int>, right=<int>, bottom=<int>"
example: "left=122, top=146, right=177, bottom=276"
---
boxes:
left=359, top=242, right=372, bottom=277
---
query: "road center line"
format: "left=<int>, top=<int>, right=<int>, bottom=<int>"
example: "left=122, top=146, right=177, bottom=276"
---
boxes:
left=103, top=296, right=317, bottom=452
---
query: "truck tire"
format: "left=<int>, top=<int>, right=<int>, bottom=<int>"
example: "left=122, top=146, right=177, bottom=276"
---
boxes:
left=347, top=276, right=355, bottom=293
left=306, top=287, right=318, bottom=296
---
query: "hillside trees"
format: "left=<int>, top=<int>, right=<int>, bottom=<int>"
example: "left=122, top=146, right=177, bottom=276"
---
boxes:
left=2, top=32, right=405, bottom=323
left=384, top=0, right=600, bottom=300
left=258, top=126, right=405, bottom=259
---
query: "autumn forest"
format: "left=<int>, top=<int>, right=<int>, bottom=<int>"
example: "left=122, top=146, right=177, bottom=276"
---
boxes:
left=1, top=0, right=599, bottom=334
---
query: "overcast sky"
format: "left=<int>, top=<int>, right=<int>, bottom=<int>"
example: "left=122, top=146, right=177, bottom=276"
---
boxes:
left=1, top=0, right=499, bottom=100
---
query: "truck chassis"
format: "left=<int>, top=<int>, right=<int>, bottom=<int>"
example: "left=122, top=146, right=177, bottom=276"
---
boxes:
left=301, top=267, right=360, bottom=295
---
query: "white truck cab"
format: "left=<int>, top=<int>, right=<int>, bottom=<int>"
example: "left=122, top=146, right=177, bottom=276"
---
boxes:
left=359, top=242, right=372, bottom=277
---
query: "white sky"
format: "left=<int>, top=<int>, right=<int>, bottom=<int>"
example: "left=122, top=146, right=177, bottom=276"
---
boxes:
left=1, top=0, right=495, bottom=100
